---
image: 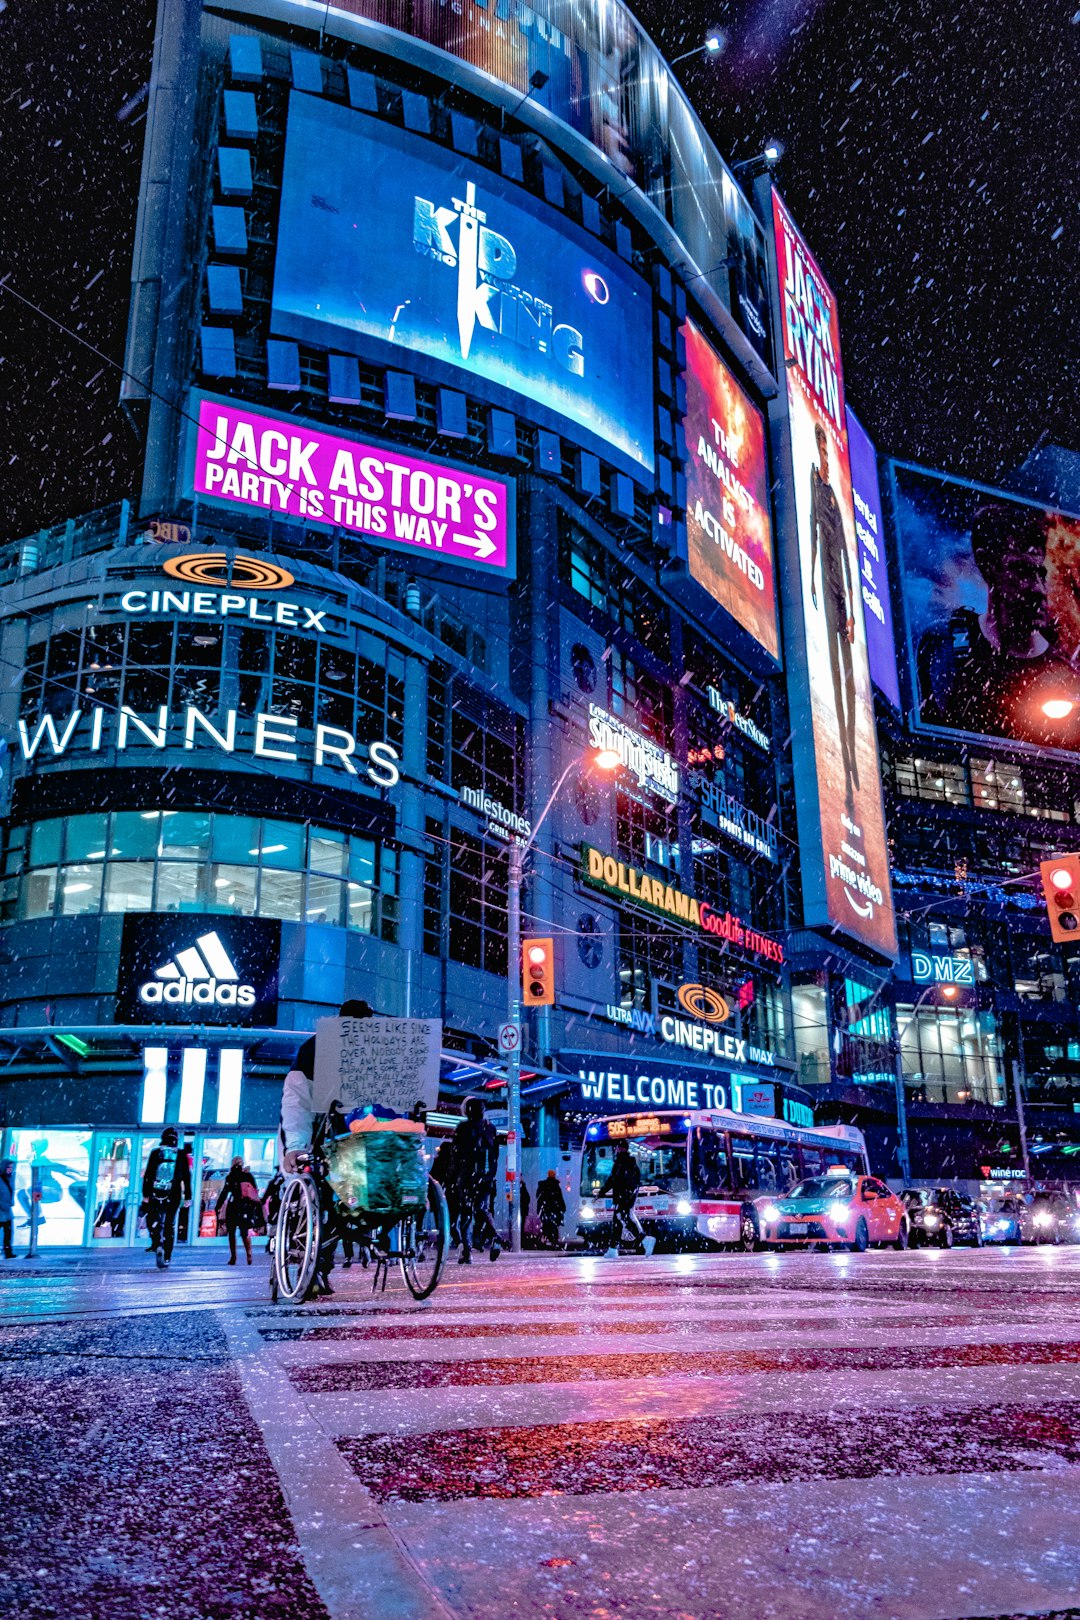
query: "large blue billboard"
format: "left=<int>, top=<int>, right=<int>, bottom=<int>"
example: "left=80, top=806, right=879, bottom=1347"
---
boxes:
left=271, top=93, right=655, bottom=473
left=846, top=409, right=900, bottom=709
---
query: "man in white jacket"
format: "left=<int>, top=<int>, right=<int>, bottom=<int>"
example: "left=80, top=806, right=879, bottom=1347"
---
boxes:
left=279, top=998, right=374, bottom=1296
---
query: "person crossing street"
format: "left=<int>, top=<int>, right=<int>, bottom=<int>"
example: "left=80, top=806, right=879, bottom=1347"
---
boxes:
left=453, top=1097, right=502, bottom=1265
left=142, top=1127, right=191, bottom=1269
left=604, top=1139, right=655, bottom=1258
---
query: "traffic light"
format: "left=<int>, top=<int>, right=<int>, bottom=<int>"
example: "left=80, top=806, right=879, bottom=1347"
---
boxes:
left=1040, top=855, right=1080, bottom=942
left=522, top=938, right=555, bottom=1005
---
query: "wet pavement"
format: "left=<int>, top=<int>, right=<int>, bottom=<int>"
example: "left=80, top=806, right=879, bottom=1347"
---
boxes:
left=4, top=1245, right=1080, bottom=1618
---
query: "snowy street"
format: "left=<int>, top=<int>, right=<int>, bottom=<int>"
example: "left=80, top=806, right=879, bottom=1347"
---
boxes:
left=4, top=1246, right=1080, bottom=1619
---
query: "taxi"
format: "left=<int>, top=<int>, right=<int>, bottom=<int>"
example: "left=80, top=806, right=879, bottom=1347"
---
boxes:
left=759, top=1170, right=910, bottom=1252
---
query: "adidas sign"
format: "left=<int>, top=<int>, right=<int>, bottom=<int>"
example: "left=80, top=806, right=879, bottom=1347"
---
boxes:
left=138, top=930, right=256, bottom=1009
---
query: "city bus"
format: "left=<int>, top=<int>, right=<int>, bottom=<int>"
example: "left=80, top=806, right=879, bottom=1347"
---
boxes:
left=577, top=1108, right=870, bottom=1252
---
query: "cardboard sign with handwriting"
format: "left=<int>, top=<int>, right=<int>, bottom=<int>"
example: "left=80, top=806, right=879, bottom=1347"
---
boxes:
left=312, top=1016, right=442, bottom=1116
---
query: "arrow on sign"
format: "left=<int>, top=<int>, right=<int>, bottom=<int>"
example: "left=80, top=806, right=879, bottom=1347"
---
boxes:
left=453, top=531, right=497, bottom=560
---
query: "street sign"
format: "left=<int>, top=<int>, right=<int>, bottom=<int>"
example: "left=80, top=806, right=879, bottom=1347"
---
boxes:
left=498, top=1022, right=521, bottom=1054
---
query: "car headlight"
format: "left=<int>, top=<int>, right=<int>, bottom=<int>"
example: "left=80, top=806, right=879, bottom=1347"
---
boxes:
left=580, top=1205, right=595, bottom=1221
left=923, top=1214, right=939, bottom=1227
left=828, top=1202, right=848, bottom=1224
left=676, top=1198, right=692, bottom=1217
left=761, top=1203, right=781, bottom=1224
left=1034, top=1211, right=1053, bottom=1228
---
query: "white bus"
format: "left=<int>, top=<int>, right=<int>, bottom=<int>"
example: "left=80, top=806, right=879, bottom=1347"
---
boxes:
left=577, top=1108, right=870, bottom=1252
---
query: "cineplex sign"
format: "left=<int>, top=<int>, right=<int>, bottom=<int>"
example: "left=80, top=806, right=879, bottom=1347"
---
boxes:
left=580, top=844, right=785, bottom=964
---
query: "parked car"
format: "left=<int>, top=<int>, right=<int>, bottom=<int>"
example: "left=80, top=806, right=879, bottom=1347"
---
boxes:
left=759, top=1171, right=909, bottom=1252
left=902, top=1187, right=983, bottom=1248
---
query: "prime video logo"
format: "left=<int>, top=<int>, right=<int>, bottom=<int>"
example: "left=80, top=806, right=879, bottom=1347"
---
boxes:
left=138, top=930, right=256, bottom=1009
left=413, top=179, right=598, bottom=373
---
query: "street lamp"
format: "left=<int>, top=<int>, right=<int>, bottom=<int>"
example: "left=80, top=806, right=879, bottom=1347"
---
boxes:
left=504, top=746, right=619, bottom=1250
left=669, top=32, right=726, bottom=66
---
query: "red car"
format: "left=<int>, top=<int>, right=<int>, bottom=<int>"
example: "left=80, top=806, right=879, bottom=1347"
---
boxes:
left=759, top=1172, right=910, bottom=1251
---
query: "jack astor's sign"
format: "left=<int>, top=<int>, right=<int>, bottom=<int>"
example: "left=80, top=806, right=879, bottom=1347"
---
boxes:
left=580, top=844, right=784, bottom=964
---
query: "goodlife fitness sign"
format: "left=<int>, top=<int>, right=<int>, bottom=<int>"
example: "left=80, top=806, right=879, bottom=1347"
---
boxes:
left=190, top=395, right=512, bottom=575
left=580, top=844, right=784, bottom=964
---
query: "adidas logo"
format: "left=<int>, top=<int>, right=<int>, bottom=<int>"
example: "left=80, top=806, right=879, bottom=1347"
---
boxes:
left=138, top=931, right=256, bottom=1009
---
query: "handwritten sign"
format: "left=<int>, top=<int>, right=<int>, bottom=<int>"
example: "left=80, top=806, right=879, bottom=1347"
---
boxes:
left=312, top=1016, right=442, bottom=1116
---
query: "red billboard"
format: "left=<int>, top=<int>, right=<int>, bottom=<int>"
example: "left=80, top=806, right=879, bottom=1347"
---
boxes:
left=682, top=320, right=778, bottom=660
left=772, top=192, right=896, bottom=959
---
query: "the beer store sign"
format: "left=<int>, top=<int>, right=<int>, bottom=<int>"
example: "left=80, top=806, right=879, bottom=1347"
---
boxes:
left=581, top=844, right=785, bottom=964
left=587, top=704, right=679, bottom=803
left=706, top=687, right=770, bottom=752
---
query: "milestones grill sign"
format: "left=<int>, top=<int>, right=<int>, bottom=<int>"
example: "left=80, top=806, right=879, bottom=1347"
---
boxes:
left=580, top=844, right=784, bottom=964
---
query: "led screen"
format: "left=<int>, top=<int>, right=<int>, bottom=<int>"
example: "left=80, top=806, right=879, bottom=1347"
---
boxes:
left=773, top=191, right=896, bottom=959
left=892, top=463, right=1080, bottom=751
left=227, top=0, right=772, bottom=358
left=270, top=94, right=654, bottom=472
left=846, top=408, right=900, bottom=708
left=682, top=319, right=777, bottom=660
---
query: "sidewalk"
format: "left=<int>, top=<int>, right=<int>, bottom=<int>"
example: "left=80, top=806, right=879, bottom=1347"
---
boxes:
left=0, top=1243, right=579, bottom=1276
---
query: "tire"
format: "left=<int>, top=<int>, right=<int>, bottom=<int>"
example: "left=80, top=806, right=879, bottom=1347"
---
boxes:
left=400, top=1175, right=450, bottom=1300
left=894, top=1219, right=909, bottom=1251
left=849, top=1218, right=869, bottom=1253
left=737, top=1210, right=759, bottom=1253
left=941, top=1224, right=954, bottom=1250
left=273, top=1175, right=320, bottom=1304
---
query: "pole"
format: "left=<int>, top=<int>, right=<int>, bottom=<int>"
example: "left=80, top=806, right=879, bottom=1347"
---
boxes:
left=891, top=1039, right=912, bottom=1185
left=506, top=839, right=523, bottom=1252
left=27, top=1166, right=41, bottom=1259
left=1012, top=1057, right=1031, bottom=1190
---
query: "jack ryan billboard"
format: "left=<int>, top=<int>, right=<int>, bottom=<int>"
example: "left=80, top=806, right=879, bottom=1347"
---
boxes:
left=270, top=93, right=654, bottom=472
left=228, top=0, right=772, bottom=360
left=771, top=192, right=896, bottom=959
left=682, top=319, right=778, bottom=661
left=891, top=463, right=1080, bottom=753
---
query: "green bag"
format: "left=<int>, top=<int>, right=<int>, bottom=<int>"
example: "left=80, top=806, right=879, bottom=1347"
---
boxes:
left=325, top=1129, right=428, bottom=1217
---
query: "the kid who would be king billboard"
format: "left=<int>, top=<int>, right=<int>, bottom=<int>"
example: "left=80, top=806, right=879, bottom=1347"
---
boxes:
left=270, top=93, right=654, bottom=473
left=771, top=192, right=896, bottom=959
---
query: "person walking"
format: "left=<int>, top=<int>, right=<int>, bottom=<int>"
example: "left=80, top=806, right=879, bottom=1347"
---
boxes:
left=520, top=1179, right=532, bottom=1246
left=453, top=1097, right=501, bottom=1265
left=431, top=1138, right=460, bottom=1248
left=536, top=1169, right=566, bottom=1249
left=0, top=1158, right=15, bottom=1258
left=215, top=1157, right=261, bottom=1265
left=142, top=1127, right=192, bottom=1269
left=604, top=1140, right=655, bottom=1258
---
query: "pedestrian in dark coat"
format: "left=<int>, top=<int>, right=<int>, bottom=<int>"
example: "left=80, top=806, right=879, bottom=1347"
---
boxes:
left=536, top=1170, right=566, bottom=1248
left=453, top=1097, right=501, bottom=1264
left=215, top=1157, right=261, bottom=1265
left=142, top=1127, right=192, bottom=1269
left=604, top=1140, right=653, bottom=1257
left=0, top=1158, right=14, bottom=1258
left=431, top=1139, right=461, bottom=1247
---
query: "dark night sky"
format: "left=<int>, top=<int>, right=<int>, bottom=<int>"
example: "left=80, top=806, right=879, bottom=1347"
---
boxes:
left=1, top=0, right=1078, bottom=544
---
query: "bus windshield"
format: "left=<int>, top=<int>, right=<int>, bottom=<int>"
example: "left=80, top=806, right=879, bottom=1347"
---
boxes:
left=581, top=1134, right=689, bottom=1197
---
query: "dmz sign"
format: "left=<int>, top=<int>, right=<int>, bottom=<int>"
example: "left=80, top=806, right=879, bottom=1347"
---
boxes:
left=911, top=950, right=975, bottom=987
left=117, top=914, right=280, bottom=1027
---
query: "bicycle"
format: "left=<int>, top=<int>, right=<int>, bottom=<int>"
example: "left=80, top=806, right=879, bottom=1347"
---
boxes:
left=269, top=1142, right=450, bottom=1305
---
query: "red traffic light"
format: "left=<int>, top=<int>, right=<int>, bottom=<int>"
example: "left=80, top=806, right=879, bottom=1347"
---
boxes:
left=521, top=937, right=555, bottom=1005
left=1040, top=856, right=1080, bottom=942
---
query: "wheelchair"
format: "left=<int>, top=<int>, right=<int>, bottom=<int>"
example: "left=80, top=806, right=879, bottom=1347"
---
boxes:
left=269, top=1139, right=450, bottom=1304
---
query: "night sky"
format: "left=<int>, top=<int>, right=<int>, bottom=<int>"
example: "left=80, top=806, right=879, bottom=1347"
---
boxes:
left=1, top=0, right=1077, bottom=544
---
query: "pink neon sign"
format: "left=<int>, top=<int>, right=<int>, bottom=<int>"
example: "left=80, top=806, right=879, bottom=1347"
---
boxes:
left=192, top=398, right=510, bottom=572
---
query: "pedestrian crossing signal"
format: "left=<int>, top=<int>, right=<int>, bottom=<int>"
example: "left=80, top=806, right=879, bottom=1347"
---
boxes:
left=1040, top=855, right=1080, bottom=942
left=522, top=938, right=555, bottom=1006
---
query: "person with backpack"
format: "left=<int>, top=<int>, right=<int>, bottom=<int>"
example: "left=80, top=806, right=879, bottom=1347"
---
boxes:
left=453, top=1096, right=501, bottom=1265
left=536, top=1169, right=567, bottom=1249
left=215, top=1156, right=262, bottom=1265
left=142, top=1127, right=192, bottom=1269
left=604, top=1139, right=655, bottom=1258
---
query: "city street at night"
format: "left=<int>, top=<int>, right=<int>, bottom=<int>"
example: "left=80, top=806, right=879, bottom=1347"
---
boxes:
left=5, top=1247, right=1080, bottom=1620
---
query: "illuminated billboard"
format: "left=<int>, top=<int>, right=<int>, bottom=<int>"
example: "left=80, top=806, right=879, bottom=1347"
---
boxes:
left=221, top=0, right=771, bottom=360
left=185, top=392, right=513, bottom=576
left=772, top=192, right=896, bottom=959
left=270, top=94, right=654, bottom=472
left=891, top=462, right=1080, bottom=751
left=682, top=319, right=778, bottom=660
left=846, top=409, right=900, bottom=709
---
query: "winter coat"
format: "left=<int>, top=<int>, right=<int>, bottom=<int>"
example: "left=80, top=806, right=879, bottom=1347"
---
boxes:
left=0, top=1162, right=14, bottom=1220
left=142, top=1144, right=191, bottom=1204
left=216, top=1165, right=262, bottom=1229
left=607, top=1152, right=641, bottom=1204
left=536, top=1178, right=566, bottom=1219
left=453, top=1117, right=498, bottom=1198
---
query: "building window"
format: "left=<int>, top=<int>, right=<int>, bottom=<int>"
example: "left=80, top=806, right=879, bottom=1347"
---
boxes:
left=608, top=648, right=673, bottom=747
left=560, top=516, right=670, bottom=658
left=12, top=812, right=397, bottom=940
left=614, top=788, right=676, bottom=873
left=617, top=913, right=682, bottom=1011
left=443, top=828, right=508, bottom=977
left=899, top=1005, right=1005, bottom=1107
